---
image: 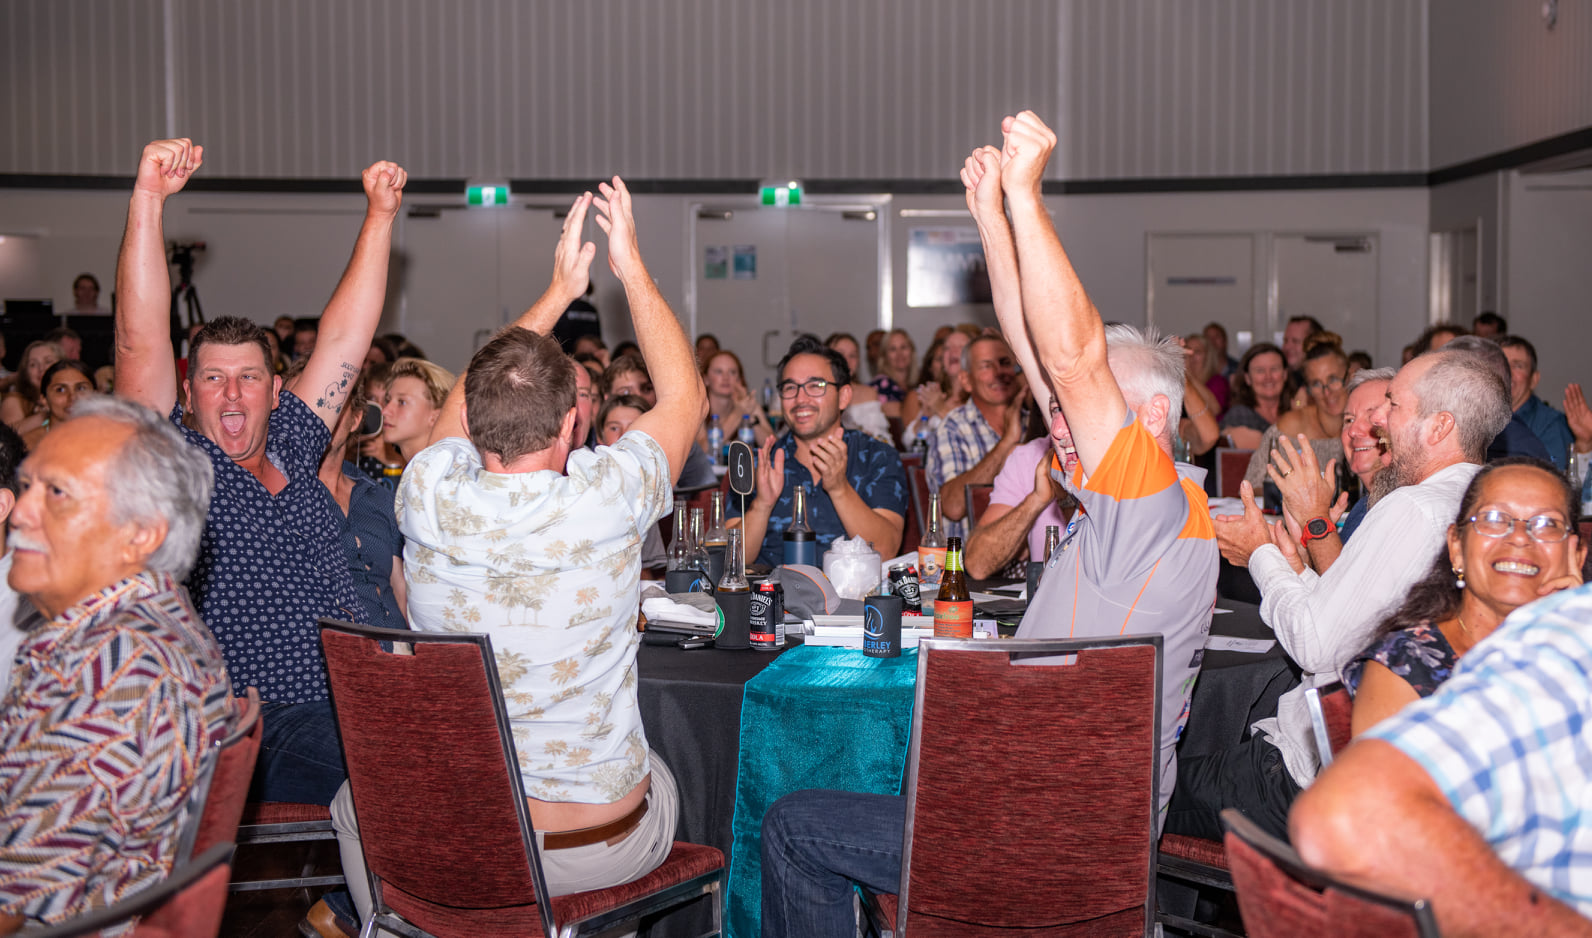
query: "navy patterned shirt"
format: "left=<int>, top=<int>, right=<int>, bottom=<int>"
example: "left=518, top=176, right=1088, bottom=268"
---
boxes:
left=172, top=391, right=361, bottom=704
left=728, top=428, right=909, bottom=567
left=339, top=462, right=406, bottom=629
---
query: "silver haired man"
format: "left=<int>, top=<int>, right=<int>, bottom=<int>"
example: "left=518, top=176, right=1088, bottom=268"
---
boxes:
left=759, top=112, right=1218, bottom=938
left=0, top=396, right=233, bottom=932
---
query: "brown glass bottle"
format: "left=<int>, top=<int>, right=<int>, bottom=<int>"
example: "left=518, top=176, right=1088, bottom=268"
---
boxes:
left=932, top=536, right=973, bottom=638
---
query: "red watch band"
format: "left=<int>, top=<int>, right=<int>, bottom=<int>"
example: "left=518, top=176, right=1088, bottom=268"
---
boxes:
left=1299, top=517, right=1333, bottom=544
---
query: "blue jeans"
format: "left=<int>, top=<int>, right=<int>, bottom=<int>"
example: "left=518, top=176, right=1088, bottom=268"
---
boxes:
left=760, top=790, right=905, bottom=938
left=253, top=699, right=347, bottom=805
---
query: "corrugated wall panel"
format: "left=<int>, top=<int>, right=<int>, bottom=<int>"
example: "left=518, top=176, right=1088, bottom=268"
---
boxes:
left=2, top=0, right=167, bottom=175
left=1063, top=0, right=1427, bottom=179
left=1430, top=0, right=1592, bottom=169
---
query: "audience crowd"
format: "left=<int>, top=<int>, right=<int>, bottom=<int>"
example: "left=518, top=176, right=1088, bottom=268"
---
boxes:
left=0, top=113, right=1588, bottom=938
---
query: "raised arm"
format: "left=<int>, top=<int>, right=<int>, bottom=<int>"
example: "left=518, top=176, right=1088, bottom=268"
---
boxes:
left=114, top=139, right=204, bottom=413
left=999, top=112, right=1127, bottom=476
left=1292, top=740, right=1592, bottom=938
left=961, top=147, right=1053, bottom=420
left=595, top=177, right=707, bottom=480
left=287, top=161, right=407, bottom=429
left=429, top=192, right=598, bottom=445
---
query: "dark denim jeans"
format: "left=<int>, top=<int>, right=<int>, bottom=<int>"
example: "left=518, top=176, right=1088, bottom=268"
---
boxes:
left=760, top=789, right=905, bottom=938
left=253, top=699, right=347, bottom=805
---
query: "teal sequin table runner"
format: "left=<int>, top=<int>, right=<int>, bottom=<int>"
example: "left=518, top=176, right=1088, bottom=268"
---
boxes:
left=725, top=644, right=919, bottom=938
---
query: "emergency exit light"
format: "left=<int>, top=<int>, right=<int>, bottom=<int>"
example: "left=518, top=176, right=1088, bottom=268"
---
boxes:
left=760, top=182, right=802, bottom=206
left=467, top=183, right=510, bottom=205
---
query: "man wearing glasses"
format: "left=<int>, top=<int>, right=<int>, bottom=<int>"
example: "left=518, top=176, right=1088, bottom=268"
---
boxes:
left=729, top=336, right=908, bottom=567
left=1187, top=346, right=1512, bottom=841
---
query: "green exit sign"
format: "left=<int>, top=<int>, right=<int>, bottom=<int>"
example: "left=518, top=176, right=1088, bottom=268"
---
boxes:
left=466, top=184, right=510, bottom=205
left=760, top=183, right=802, bottom=206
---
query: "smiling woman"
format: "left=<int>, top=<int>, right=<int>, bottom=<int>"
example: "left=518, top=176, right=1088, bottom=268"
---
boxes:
left=1344, top=457, right=1588, bottom=736
left=22, top=360, right=97, bottom=452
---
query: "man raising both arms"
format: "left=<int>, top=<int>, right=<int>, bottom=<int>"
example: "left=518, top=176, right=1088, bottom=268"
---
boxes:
left=114, top=138, right=405, bottom=804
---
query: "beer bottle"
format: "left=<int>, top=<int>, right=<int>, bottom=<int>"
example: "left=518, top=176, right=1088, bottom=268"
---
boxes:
left=715, top=528, right=752, bottom=649
left=782, top=484, right=817, bottom=567
left=663, top=499, right=695, bottom=593
left=687, top=508, right=713, bottom=593
left=703, top=491, right=730, bottom=584
left=932, top=536, right=974, bottom=639
left=918, top=492, right=947, bottom=587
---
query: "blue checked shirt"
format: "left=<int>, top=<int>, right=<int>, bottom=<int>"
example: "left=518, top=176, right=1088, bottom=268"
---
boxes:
left=1365, top=583, right=1592, bottom=915
left=923, top=400, right=1001, bottom=540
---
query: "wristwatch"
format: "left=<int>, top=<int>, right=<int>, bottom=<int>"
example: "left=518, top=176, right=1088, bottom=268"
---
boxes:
left=1300, top=517, right=1333, bottom=545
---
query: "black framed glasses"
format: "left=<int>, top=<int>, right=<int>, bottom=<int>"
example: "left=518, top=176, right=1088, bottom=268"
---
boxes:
left=1464, top=509, right=1571, bottom=543
left=779, top=378, right=831, bottom=400
left=1307, top=374, right=1346, bottom=394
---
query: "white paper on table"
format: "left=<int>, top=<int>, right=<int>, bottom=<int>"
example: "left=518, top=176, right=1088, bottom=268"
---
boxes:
left=1204, top=635, right=1276, bottom=654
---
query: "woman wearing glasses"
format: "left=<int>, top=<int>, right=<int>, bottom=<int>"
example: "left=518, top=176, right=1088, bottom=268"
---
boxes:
left=1344, top=458, right=1587, bottom=735
left=1243, top=332, right=1350, bottom=499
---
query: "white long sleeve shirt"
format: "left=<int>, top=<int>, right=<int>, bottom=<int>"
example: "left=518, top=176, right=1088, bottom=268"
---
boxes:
left=1248, top=461, right=1480, bottom=785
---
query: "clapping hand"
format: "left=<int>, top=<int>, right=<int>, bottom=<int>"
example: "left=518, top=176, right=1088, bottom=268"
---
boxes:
left=550, top=192, right=598, bottom=301
left=808, top=428, right=850, bottom=494
left=1214, top=481, right=1275, bottom=568
left=1266, top=434, right=1348, bottom=528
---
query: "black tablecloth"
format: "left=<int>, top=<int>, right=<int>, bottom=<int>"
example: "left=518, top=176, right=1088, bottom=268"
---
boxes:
left=1181, top=600, right=1301, bottom=758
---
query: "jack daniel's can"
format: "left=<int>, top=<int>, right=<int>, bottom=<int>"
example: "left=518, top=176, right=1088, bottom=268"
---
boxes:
left=750, top=580, right=784, bottom=650
left=888, top=563, right=922, bottom=615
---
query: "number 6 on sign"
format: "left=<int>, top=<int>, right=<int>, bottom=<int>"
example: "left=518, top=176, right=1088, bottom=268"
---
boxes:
left=727, top=440, right=755, bottom=496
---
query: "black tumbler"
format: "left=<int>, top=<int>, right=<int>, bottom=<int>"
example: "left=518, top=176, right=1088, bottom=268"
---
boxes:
left=863, top=594, right=903, bottom=658
left=1026, top=561, right=1044, bottom=606
left=715, top=589, right=752, bottom=650
left=665, top=569, right=711, bottom=594
left=707, top=545, right=728, bottom=587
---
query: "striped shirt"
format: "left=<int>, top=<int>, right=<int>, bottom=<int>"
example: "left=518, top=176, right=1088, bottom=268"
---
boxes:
left=0, top=573, right=233, bottom=926
left=1016, top=418, right=1219, bottom=819
left=1366, top=583, right=1592, bottom=916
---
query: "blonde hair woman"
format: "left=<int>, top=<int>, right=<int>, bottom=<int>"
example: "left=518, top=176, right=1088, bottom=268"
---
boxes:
left=382, top=357, right=456, bottom=464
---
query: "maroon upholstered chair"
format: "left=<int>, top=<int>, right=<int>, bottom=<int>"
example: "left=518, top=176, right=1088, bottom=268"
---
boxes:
left=1215, top=447, right=1254, bottom=500
left=1304, top=683, right=1352, bottom=768
left=861, top=636, right=1164, bottom=937
left=1223, top=810, right=1440, bottom=938
left=30, top=842, right=235, bottom=938
left=898, top=453, right=923, bottom=553
left=905, top=458, right=930, bottom=551
left=962, top=483, right=994, bottom=534
left=318, top=618, right=724, bottom=938
left=181, top=687, right=262, bottom=863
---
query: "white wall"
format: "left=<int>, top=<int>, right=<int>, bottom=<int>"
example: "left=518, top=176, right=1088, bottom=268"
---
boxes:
left=1, top=184, right=1429, bottom=374
left=1504, top=168, right=1592, bottom=403
left=1430, top=0, right=1592, bottom=168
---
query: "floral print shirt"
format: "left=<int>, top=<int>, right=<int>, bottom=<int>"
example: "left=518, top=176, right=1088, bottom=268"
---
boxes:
left=1343, top=619, right=1458, bottom=699
left=397, top=432, right=673, bottom=804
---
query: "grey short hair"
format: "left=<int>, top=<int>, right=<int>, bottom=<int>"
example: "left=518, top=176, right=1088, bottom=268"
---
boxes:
left=1346, top=366, right=1396, bottom=394
left=959, top=333, right=1008, bottom=376
left=1410, top=349, right=1511, bottom=463
left=1440, top=335, right=1511, bottom=391
left=1104, top=323, right=1184, bottom=431
left=71, top=395, right=215, bottom=580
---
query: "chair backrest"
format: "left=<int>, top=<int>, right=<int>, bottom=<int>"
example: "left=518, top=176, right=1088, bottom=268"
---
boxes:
left=318, top=619, right=555, bottom=938
left=963, top=483, right=994, bottom=533
left=1304, top=682, right=1352, bottom=768
left=185, top=688, right=262, bottom=861
left=904, top=458, right=929, bottom=551
left=1216, top=447, right=1253, bottom=500
left=896, top=636, right=1163, bottom=936
left=30, top=843, right=235, bottom=938
left=1223, top=810, right=1440, bottom=938
left=897, top=454, right=923, bottom=554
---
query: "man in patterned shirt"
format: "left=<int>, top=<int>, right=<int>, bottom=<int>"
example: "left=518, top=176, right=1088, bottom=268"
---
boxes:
left=924, top=334, right=1026, bottom=540
left=330, top=178, right=707, bottom=922
left=730, top=336, right=908, bottom=566
left=1291, top=582, right=1592, bottom=936
left=0, top=397, right=231, bottom=931
left=113, top=138, right=405, bottom=804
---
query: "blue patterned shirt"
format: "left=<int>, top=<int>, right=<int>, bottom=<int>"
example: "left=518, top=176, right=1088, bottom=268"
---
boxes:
left=728, top=428, right=908, bottom=567
left=339, top=463, right=406, bottom=629
left=172, top=391, right=361, bottom=705
left=1516, top=395, right=1574, bottom=471
left=1365, top=583, right=1592, bottom=916
left=923, top=399, right=1002, bottom=540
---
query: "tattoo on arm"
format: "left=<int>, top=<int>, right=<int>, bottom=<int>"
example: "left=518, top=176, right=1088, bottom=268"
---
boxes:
left=316, top=361, right=359, bottom=412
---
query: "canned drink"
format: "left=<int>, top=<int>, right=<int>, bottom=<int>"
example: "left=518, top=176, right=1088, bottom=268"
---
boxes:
left=750, top=580, right=784, bottom=651
left=888, top=563, right=922, bottom=615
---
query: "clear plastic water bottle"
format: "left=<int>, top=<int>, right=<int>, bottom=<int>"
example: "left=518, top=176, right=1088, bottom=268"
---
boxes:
left=910, top=416, right=931, bottom=456
left=737, top=413, right=757, bottom=446
left=706, top=414, right=724, bottom=466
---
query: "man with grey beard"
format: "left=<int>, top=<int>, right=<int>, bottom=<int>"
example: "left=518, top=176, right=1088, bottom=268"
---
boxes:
left=1171, top=347, right=1511, bottom=841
